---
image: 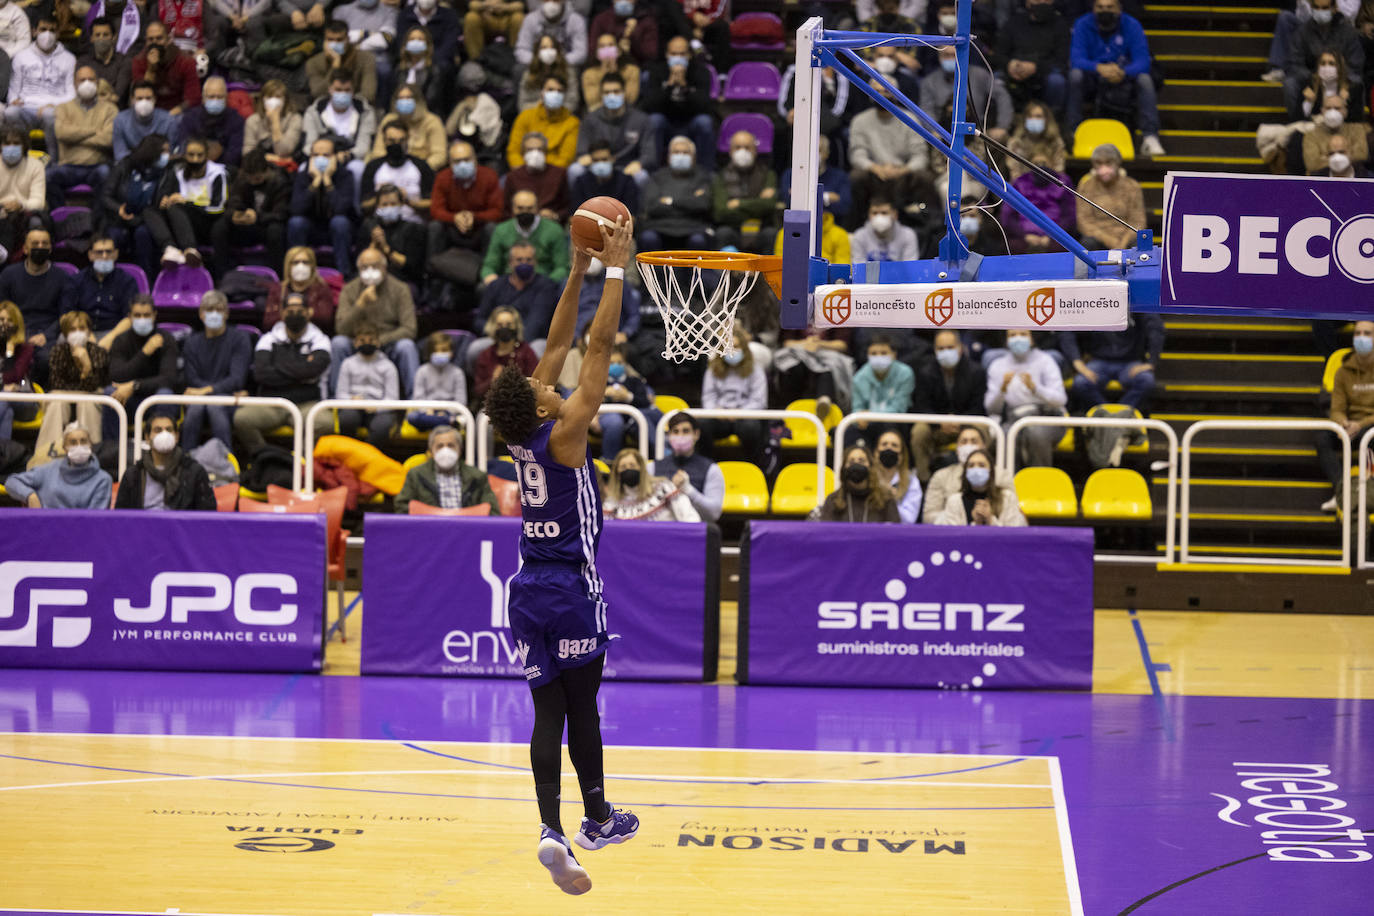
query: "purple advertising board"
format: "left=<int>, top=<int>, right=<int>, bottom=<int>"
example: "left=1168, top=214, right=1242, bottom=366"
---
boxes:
left=360, top=516, right=719, bottom=681
left=1160, top=171, right=1374, bottom=318
left=0, top=510, right=325, bottom=672
left=740, top=521, right=1094, bottom=688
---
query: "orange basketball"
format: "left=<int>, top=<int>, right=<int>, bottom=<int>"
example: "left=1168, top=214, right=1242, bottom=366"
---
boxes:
left=570, top=196, right=632, bottom=252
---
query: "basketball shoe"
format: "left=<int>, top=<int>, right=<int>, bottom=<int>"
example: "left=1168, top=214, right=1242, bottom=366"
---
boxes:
left=537, top=825, right=591, bottom=895
left=574, top=806, right=640, bottom=850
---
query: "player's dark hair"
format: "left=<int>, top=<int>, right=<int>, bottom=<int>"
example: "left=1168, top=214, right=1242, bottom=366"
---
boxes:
left=486, top=365, right=541, bottom=446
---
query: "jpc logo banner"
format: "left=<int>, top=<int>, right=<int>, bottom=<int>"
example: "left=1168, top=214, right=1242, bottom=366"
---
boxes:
left=739, top=522, right=1093, bottom=689
left=0, top=510, right=325, bottom=672
left=1161, top=172, right=1374, bottom=317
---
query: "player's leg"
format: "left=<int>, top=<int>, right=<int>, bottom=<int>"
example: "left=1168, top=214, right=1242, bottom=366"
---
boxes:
left=530, top=675, right=592, bottom=895
left=564, top=656, right=640, bottom=850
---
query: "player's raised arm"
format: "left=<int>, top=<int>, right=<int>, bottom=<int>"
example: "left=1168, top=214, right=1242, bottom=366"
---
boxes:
left=552, top=216, right=632, bottom=446
left=532, top=244, right=591, bottom=387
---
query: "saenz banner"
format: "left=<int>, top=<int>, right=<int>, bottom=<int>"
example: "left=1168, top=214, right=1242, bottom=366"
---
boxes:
left=812, top=279, right=1128, bottom=330
left=0, top=510, right=325, bottom=672
left=740, top=521, right=1093, bottom=688
left=360, top=517, right=719, bottom=681
left=1161, top=171, right=1374, bottom=316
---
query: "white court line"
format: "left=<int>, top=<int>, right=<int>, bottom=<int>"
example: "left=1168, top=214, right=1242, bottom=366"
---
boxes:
left=0, top=767, right=1054, bottom=793
left=0, top=731, right=1059, bottom=760
left=1048, top=756, right=1085, bottom=916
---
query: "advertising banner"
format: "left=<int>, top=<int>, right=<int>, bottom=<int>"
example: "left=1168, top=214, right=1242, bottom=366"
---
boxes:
left=812, top=279, right=1128, bottom=330
left=0, top=510, right=325, bottom=672
left=740, top=521, right=1093, bottom=688
left=360, top=517, right=718, bottom=681
left=1161, top=171, right=1374, bottom=317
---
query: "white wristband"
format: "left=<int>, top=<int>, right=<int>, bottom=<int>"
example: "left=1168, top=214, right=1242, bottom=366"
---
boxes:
left=604, top=266, right=625, bottom=281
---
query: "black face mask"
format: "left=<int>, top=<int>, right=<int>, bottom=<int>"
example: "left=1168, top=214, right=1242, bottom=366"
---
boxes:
left=494, top=326, right=517, bottom=343
left=284, top=312, right=308, bottom=333
left=618, top=468, right=641, bottom=489
left=185, top=161, right=206, bottom=177
left=877, top=449, right=899, bottom=469
left=28, top=247, right=51, bottom=265
left=844, top=463, right=869, bottom=485
left=1095, top=11, right=1119, bottom=31
left=515, top=212, right=536, bottom=230
left=385, top=143, right=406, bottom=163
left=357, top=343, right=378, bottom=356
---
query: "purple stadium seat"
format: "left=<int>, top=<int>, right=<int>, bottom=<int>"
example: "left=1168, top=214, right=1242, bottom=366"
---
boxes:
left=718, top=112, right=774, bottom=155
left=317, top=266, right=343, bottom=285
left=703, top=61, right=720, bottom=100
left=157, top=321, right=193, bottom=341
left=238, top=264, right=280, bottom=285
left=68, top=184, right=93, bottom=195
left=151, top=265, right=214, bottom=310
left=49, top=205, right=89, bottom=225
left=730, top=12, right=785, bottom=51
left=52, top=261, right=79, bottom=276
left=723, top=62, right=781, bottom=102
left=116, top=262, right=150, bottom=294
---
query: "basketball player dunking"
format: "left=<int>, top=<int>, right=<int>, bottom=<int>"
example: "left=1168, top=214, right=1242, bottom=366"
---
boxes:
left=483, top=215, right=639, bottom=895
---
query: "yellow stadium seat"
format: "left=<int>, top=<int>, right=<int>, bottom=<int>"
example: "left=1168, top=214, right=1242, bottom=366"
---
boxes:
left=1013, top=467, right=1078, bottom=519
left=1323, top=348, right=1352, bottom=393
left=718, top=460, right=769, bottom=513
left=783, top=398, right=841, bottom=449
left=402, top=453, right=428, bottom=473
left=1072, top=118, right=1135, bottom=160
left=12, top=382, right=43, bottom=432
left=593, top=458, right=610, bottom=476
left=655, top=394, right=690, bottom=414
left=398, top=420, right=428, bottom=440
left=770, top=463, right=834, bottom=516
left=1055, top=428, right=1075, bottom=453
left=1081, top=468, right=1152, bottom=521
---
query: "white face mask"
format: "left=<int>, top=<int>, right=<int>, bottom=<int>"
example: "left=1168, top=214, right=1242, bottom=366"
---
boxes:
left=290, top=262, right=312, bottom=283
left=66, top=330, right=88, bottom=348
left=538, top=47, right=558, bottom=65
left=873, top=56, right=898, bottom=76
left=869, top=213, right=893, bottom=234
left=264, top=96, right=284, bottom=112
left=150, top=430, right=176, bottom=453
left=36, top=31, right=56, bottom=52
left=433, top=445, right=459, bottom=470
left=134, top=99, right=155, bottom=118
left=542, top=0, right=561, bottom=18
left=1318, top=64, right=1338, bottom=82
left=523, top=149, right=546, bottom=170
left=360, top=268, right=383, bottom=287
left=203, top=310, right=225, bottom=331
left=731, top=148, right=755, bottom=169
left=955, top=442, right=979, bottom=465
left=1322, top=108, right=1345, bottom=129
left=66, top=443, right=92, bottom=465
left=77, top=80, right=97, bottom=101
left=1328, top=152, right=1351, bottom=173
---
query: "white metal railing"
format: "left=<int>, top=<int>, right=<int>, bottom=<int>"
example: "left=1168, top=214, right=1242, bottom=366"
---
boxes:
left=133, top=394, right=304, bottom=491
left=1181, top=419, right=1349, bottom=568
left=831, top=412, right=1004, bottom=474
left=0, top=391, right=128, bottom=477
left=1356, top=426, right=1373, bottom=569
left=654, top=409, right=828, bottom=503
left=305, top=399, right=477, bottom=491
left=1007, top=415, right=1179, bottom=565
left=475, top=404, right=648, bottom=471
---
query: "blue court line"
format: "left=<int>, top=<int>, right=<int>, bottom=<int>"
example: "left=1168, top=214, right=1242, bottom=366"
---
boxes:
left=1129, top=608, right=1176, bottom=742
left=0, top=751, right=1051, bottom=812
left=258, top=674, right=301, bottom=721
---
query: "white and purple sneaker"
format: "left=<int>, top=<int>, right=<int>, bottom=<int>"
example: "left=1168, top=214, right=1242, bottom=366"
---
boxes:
left=537, top=825, right=591, bottom=895
left=574, top=807, right=640, bottom=850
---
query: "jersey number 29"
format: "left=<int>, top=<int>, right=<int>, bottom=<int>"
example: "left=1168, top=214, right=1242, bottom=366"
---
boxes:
left=519, top=462, right=548, bottom=508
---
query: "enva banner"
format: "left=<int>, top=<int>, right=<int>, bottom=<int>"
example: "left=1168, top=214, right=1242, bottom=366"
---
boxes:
left=0, top=510, right=325, bottom=672
left=361, top=517, right=719, bottom=681
left=1161, top=171, right=1374, bottom=317
left=739, top=521, right=1093, bottom=689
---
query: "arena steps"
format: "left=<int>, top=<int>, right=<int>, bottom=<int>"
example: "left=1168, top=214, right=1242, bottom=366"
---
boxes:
left=1158, top=351, right=1325, bottom=385
left=1154, top=475, right=1333, bottom=512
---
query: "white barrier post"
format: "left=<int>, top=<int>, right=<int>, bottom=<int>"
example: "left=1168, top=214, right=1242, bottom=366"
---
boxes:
left=1359, top=426, right=1373, bottom=569
left=133, top=394, right=304, bottom=491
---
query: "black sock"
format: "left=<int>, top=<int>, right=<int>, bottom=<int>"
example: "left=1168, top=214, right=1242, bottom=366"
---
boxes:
left=536, top=782, right=563, bottom=836
left=581, top=781, right=611, bottom=823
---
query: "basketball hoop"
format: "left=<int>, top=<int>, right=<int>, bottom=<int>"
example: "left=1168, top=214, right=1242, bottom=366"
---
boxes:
left=636, top=251, right=783, bottom=363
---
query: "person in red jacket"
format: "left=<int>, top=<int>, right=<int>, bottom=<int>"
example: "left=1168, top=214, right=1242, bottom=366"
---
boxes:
left=130, top=20, right=200, bottom=115
left=159, top=0, right=204, bottom=53
left=427, top=139, right=504, bottom=299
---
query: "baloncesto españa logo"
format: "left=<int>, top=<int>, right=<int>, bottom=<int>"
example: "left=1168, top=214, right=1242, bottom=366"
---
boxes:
left=924, top=288, right=954, bottom=326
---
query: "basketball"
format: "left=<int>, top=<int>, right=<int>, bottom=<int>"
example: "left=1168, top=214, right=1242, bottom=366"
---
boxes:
left=570, top=196, right=632, bottom=252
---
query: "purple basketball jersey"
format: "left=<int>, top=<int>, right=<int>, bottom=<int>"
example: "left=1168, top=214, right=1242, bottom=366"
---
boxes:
left=507, top=419, right=604, bottom=567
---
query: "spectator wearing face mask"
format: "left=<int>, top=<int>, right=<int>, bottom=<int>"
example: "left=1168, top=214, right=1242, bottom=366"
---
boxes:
left=242, top=80, right=303, bottom=167
left=79, top=16, right=132, bottom=106
left=520, top=35, right=580, bottom=114
left=74, top=235, right=137, bottom=335
left=1282, top=0, right=1364, bottom=121
left=179, top=290, right=251, bottom=450
left=0, top=127, right=45, bottom=256
left=427, top=140, right=502, bottom=299
left=113, top=82, right=175, bottom=161
left=640, top=134, right=712, bottom=249
left=604, top=447, right=699, bottom=520
left=849, top=333, right=915, bottom=446
left=332, top=246, right=419, bottom=396
left=396, top=423, right=498, bottom=513
left=334, top=320, right=399, bottom=442
left=571, top=73, right=652, bottom=191
left=849, top=199, right=918, bottom=264
left=0, top=301, right=36, bottom=438
left=814, top=445, right=900, bottom=523
left=507, top=76, right=580, bottom=172
left=115, top=413, right=215, bottom=509
left=407, top=332, right=467, bottom=430
left=569, top=142, right=640, bottom=215
left=7, top=17, right=76, bottom=156
left=1002, top=155, right=1076, bottom=255
left=1007, top=101, right=1068, bottom=180
left=919, top=45, right=1015, bottom=144
left=265, top=247, right=337, bottom=336
left=1317, top=320, right=1374, bottom=511
left=935, top=447, right=1026, bottom=526
left=0, top=228, right=71, bottom=381
left=29, top=310, right=107, bottom=465
left=397, top=0, right=460, bottom=100
left=516, top=0, right=588, bottom=68
left=985, top=329, right=1067, bottom=468
left=176, top=76, right=244, bottom=168
left=589, top=0, right=657, bottom=70
left=475, top=241, right=560, bottom=345
left=1075, top=143, right=1144, bottom=251
left=306, top=21, right=379, bottom=105
left=911, top=331, right=987, bottom=483
left=48, top=65, right=116, bottom=208
left=234, top=290, right=335, bottom=457
left=1060, top=315, right=1164, bottom=414
left=363, top=183, right=429, bottom=286
left=713, top=131, right=776, bottom=252
left=642, top=36, right=715, bottom=167
left=288, top=138, right=359, bottom=277
left=1067, top=0, right=1164, bottom=157
left=848, top=78, right=935, bottom=230
left=1315, top=133, right=1371, bottom=177
left=373, top=84, right=446, bottom=172
left=1298, top=50, right=1354, bottom=119
left=992, top=0, right=1070, bottom=113
left=697, top=326, right=768, bottom=461
left=103, top=294, right=179, bottom=441
left=481, top=188, right=571, bottom=286
left=131, top=20, right=200, bottom=115
left=650, top=411, right=724, bottom=522
left=302, top=71, right=378, bottom=190
left=504, top=132, right=570, bottom=223
left=583, top=32, right=642, bottom=111
left=7, top=421, right=111, bottom=507
left=362, top=122, right=434, bottom=225
left=144, top=136, right=230, bottom=276
left=923, top=424, right=1005, bottom=524
left=1303, top=95, right=1367, bottom=174
left=873, top=428, right=922, bottom=524
left=472, top=305, right=537, bottom=404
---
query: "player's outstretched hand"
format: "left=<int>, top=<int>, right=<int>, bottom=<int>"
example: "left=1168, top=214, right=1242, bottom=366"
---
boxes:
left=571, top=244, right=591, bottom=277
left=596, top=215, right=634, bottom=270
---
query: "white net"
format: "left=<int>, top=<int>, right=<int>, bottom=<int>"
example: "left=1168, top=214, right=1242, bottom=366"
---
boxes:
left=637, top=253, right=765, bottom=363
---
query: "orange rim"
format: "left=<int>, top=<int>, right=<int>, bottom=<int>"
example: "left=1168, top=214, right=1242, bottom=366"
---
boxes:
left=636, top=250, right=783, bottom=298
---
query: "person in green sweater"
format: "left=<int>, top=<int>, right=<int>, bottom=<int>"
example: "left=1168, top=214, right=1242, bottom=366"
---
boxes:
left=480, top=189, right=571, bottom=286
left=712, top=131, right=778, bottom=252
left=847, top=333, right=915, bottom=448
left=394, top=425, right=499, bottom=514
